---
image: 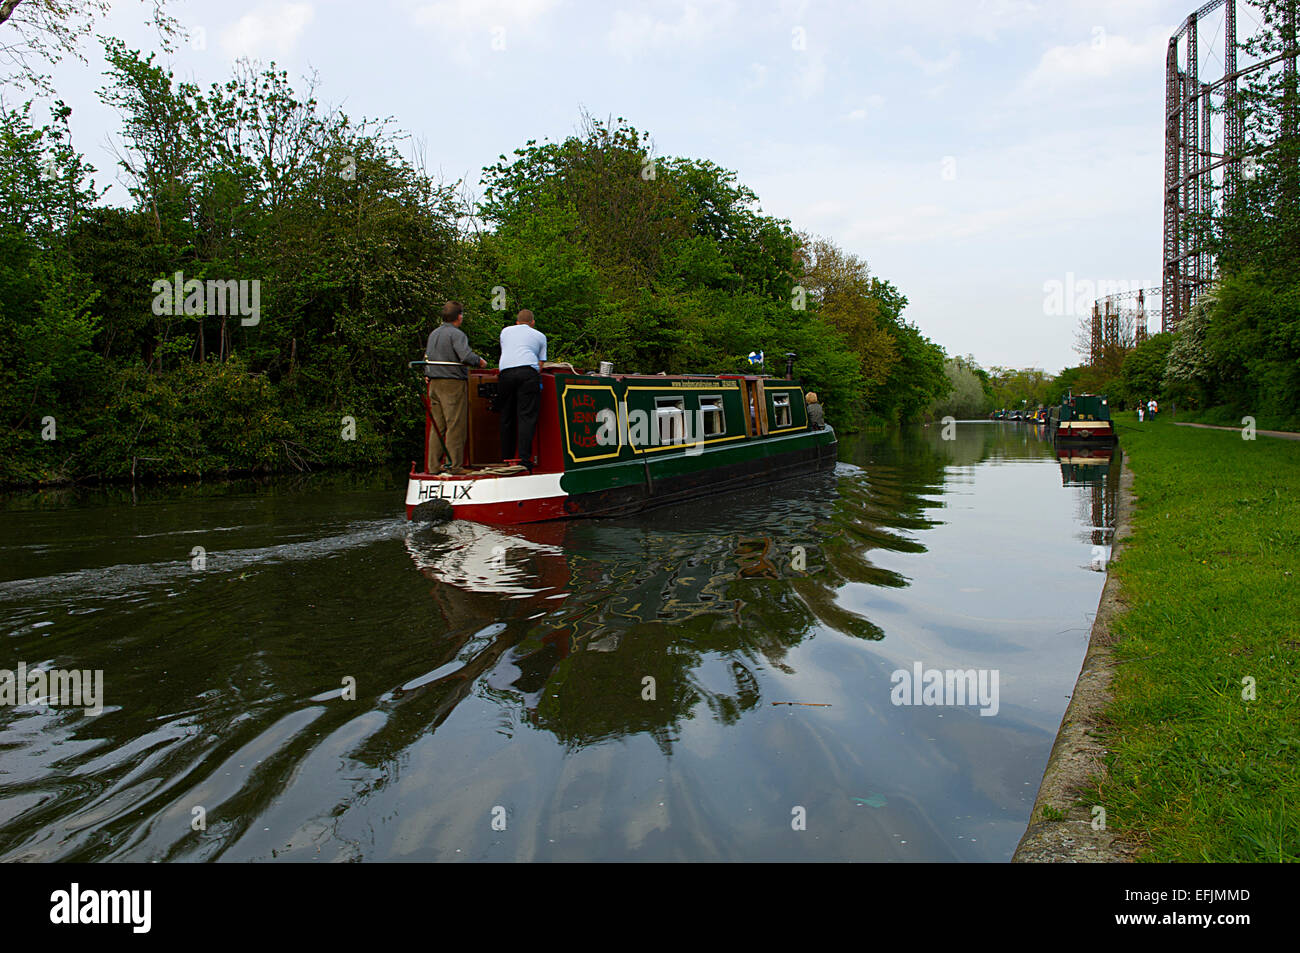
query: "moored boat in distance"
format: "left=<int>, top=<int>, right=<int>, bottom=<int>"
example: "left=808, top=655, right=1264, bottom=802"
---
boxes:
left=405, top=365, right=838, bottom=524
left=1048, top=392, right=1117, bottom=446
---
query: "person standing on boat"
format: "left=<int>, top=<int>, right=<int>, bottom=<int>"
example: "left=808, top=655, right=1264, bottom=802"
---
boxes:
left=805, top=391, right=825, bottom=429
left=498, top=309, right=547, bottom=470
left=425, top=301, right=487, bottom=473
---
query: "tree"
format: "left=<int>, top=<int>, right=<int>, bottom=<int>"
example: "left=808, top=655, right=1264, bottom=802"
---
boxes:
left=1045, top=366, right=1086, bottom=405
left=477, top=115, right=872, bottom=416
left=874, top=312, right=948, bottom=422
left=1163, top=292, right=1215, bottom=408
left=988, top=366, right=1051, bottom=410
left=796, top=234, right=898, bottom=404
left=1213, top=0, right=1300, bottom=280
left=1118, top=332, right=1174, bottom=405
left=928, top=356, right=990, bottom=419
left=0, top=100, right=101, bottom=483
left=1, top=0, right=179, bottom=93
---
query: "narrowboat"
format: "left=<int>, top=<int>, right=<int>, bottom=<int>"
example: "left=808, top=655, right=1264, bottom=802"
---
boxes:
left=1049, top=393, right=1117, bottom=446
left=405, top=365, right=837, bottom=525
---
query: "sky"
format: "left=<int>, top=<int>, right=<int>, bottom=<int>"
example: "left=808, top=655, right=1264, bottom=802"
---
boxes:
left=16, top=0, right=1262, bottom=372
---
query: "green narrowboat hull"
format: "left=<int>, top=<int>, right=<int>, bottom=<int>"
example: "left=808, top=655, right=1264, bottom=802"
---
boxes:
left=407, top=370, right=838, bottom=524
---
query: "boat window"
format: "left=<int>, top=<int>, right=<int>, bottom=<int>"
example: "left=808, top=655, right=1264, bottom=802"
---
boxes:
left=772, top=393, right=792, bottom=428
left=655, top=396, right=685, bottom=445
left=699, top=395, right=725, bottom=437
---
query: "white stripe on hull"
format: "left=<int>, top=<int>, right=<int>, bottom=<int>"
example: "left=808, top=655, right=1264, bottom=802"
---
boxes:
left=405, top=472, right=566, bottom=508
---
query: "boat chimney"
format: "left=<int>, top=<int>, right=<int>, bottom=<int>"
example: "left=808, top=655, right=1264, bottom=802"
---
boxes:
left=784, top=352, right=796, bottom=379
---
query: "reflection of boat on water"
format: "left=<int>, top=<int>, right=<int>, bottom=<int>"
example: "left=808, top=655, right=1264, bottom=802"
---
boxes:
left=1057, top=446, right=1120, bottom=547
left=404, top=520, right=569, bottom=597
left=393, top=462, right=910, bottom=748
left=404, top=365, right=837, bottom=525
left=1057, top=446, right=1113, bottom=486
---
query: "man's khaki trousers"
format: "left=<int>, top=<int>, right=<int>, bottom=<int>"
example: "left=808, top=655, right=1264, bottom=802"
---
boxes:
left=427, top=378, right=469, bottom=471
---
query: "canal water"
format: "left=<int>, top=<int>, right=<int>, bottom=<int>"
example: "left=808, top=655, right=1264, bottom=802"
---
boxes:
left=0, top=422, right=1119, bottom=862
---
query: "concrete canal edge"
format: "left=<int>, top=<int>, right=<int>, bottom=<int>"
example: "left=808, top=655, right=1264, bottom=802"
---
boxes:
left=1011, top=456, right=1139, bottom=863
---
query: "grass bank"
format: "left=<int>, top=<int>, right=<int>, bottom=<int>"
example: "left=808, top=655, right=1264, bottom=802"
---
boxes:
left=1086, top=412, right=1299, bottom=861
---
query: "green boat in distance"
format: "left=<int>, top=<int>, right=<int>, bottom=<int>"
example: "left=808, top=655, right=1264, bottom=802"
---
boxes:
left=406, top=366, right=838, bottom=525
left=1048, top=392, right=1118, bottom=446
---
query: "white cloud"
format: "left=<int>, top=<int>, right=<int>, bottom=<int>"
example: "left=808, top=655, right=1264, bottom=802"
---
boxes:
left=843, top=93, right=885, bottom=121
left=605, top=1, right=738, bottom=58
left=1022, top=29, right=1167, bottom=90
left=414, top=0, right=559, bottom=30
left=219, top=3, right=315, bottom=60
left=407, top=0, right=560, bottom=63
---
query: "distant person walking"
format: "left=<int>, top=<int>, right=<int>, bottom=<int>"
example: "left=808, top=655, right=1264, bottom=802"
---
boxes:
left=424, top=301, right=486, bottom=473
left=1138, top=402, right=1145, bottom=422
left=498, top=309, right=547, bottom=469
left=805, top=391, right=825, bottom=429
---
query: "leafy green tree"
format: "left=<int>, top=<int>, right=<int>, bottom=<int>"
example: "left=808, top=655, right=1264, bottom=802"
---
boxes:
left=478, top=114, right=871, bottom=416
left=797, top=234, right=899, bottom=409
left=1163, top=293, right=1215, bottom=408
left=1200, top=273, right=1300, bottom=417
left=928, top=357, right=991, bottom=419
left=0, top=0, right=180, bottom=93
left=4, top=49, right=966, bottom=485
left=1045, top=366, right=1086, bottom=406
left=987, top=366, right=1051, bottom=412
left=0, top=100, right=101, bottom=483
left=1118, top=332, right=1175, bottom=406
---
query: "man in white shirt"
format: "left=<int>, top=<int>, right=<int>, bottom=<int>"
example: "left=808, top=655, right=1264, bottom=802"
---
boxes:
left=498, top=309, right=547, bottom=469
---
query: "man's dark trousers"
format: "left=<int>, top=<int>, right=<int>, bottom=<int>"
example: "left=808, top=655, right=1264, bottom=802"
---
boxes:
left=498, top=365, right=540, bottom=465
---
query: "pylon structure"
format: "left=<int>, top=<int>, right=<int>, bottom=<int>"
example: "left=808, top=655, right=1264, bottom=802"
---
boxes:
left=1163, top=0, right=1300, bottom=332
left=1090, top=302, right=1103, bottom=366
left=1136, top=289, right=1150, bottom=345
left=1089, top=288, right=1162, bottom=364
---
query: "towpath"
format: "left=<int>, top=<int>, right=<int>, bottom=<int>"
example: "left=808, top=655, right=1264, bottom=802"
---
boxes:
left=1174, top=421, right=1300, bottom=440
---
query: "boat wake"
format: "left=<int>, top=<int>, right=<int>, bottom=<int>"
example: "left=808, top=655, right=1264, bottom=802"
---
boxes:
left=0, top=518, right=409, bottom=611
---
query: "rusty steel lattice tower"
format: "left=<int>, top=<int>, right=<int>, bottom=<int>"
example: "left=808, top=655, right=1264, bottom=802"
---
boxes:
left=1088, top=298, right=1124, bottom=364
left=1090, top=288, right=1161, bottom=364
left=1163, top=0, right=1299, bottom=331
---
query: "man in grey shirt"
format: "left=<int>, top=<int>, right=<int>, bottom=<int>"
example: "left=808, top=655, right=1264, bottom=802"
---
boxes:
left=805, top=391, right=825, bottom=429
left=424, top=301, right=486, bottom=472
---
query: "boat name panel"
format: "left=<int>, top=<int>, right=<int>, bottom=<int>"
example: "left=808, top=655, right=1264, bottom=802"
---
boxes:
left=415, top=481, right=474, bottom=501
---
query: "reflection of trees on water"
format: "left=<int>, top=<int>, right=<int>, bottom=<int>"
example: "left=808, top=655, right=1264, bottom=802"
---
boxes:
left=381, top=442, right=954, bottom=754
left=1057, top=449, right=1120, bottom=547
left=3, top=422, right=1107, bottom=860
left=359, top=422, right=1075, bottom=756
left=301, top=421, right=1093, bottom=771
left=0, top=421, right=1135, bottom=860
left=877, top=419, right=1055, bottom=469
